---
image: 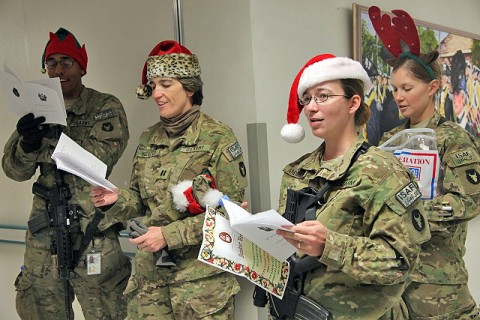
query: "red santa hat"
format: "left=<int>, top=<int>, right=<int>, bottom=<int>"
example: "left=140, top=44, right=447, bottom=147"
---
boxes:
left=281, top=54, right=371, bottom=143
left=136, top=40, right=201, bottom=99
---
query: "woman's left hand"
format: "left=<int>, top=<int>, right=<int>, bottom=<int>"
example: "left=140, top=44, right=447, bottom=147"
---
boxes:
left=129, top=226, right=167, bottom=252
left=277, top=220, right=328, bottom=257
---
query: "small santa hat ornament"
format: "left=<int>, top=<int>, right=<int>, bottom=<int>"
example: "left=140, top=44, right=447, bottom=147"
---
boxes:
left=281, top=54, right=370, bottom=143
left=171, top=173, right=223, bottom=215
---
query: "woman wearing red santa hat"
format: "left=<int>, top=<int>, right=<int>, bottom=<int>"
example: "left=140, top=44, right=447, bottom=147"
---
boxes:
left=90, top=40, right=248, bottom=319
left=271, top=54, right=431, bottom=319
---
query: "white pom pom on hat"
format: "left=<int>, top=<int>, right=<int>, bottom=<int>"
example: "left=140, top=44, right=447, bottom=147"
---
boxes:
left=281, top=54, right=370, bottom=143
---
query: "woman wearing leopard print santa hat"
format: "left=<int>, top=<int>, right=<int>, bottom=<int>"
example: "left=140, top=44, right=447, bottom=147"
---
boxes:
left=90, top=40, right=248, bottom=319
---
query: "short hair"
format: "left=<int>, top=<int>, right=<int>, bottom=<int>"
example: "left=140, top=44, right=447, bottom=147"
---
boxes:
left=178, top=76, right=204, bottom=106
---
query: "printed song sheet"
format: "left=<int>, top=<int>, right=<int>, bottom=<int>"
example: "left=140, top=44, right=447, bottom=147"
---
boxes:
left=221, top=199, right=296, bottom=261
left=198, top=206, right=291, bottom=298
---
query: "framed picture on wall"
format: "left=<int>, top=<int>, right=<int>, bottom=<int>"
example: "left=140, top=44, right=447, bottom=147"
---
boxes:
left=353, top=3, right=480, bottom=145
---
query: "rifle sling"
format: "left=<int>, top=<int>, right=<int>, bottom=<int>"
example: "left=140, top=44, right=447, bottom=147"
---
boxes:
left=73, top=209, right=105, bottom=267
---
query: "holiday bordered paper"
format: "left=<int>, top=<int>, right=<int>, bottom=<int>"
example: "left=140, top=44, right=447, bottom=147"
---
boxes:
left=198, top=205, right=290, bottom=299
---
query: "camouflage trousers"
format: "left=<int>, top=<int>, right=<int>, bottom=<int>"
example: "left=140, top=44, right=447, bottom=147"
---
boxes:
left=15, top=228, right=132, bottom=320
left=404, top=282, right=479, bottom=319
left=125, top=271, right=240, bottom=319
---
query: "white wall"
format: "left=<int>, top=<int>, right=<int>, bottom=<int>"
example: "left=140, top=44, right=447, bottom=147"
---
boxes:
left=0, top=0, right=479, bottom=319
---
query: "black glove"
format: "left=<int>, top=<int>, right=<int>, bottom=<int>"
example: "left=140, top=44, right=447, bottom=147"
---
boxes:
left=16, top=113, right=49, bottom=153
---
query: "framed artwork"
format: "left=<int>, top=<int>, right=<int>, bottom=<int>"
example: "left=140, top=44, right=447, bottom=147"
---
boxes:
left=353, top=3, right=480, bottom=144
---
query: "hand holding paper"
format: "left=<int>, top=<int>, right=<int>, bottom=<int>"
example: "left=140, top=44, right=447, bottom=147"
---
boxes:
left=0, top=67, right=67, bottom=126
left=198, top=206, right=291, bottom=299
left=221, top=199, right=296, bottom=261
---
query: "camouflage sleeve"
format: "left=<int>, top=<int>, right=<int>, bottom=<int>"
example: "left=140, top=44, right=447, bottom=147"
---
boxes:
left=422, top=134, right=480, bottom=223
left=1, top=130, right=47, bottom=181
left=97, top=148, right=145, bottom=231
left=163, top=134, right=248, bottom=250
left=76, top=96, right=129, bottom=176
left=319, top=171, right=430, bottom=285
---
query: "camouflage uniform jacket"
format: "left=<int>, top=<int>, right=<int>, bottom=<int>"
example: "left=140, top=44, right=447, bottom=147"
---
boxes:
left=2, top=86, right=130, bottom=237
left=104, top=111, right=248, bottom=284
left=278, top=135, right=430, bottom=319
left=380, top=111, right=480, bottom=284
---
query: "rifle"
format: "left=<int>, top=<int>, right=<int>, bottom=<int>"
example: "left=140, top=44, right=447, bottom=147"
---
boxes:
left=30, top=126, right=79, bottom=320
left=254, top=187, right=332, bottom=320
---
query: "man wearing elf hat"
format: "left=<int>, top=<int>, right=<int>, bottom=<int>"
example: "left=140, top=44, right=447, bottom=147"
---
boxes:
left=2, top=27, right=131, bottom=319
left=268, top=53, right=430, bottom=319
left=89, top=40, right=248, bottom=319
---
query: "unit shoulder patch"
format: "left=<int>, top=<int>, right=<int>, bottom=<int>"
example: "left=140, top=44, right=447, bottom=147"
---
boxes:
left=411, top=209, right=425, bottom=231
left=466, top=169, right=480, bottom=185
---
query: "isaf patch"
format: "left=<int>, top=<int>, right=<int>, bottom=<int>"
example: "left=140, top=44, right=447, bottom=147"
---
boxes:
left=466, top=169, right=479, bottom=185
left=396, top=182, right=422, bottom=208
left=227, top=142, right=243, bottom=159
left=411, top=209, right=425, bottom=231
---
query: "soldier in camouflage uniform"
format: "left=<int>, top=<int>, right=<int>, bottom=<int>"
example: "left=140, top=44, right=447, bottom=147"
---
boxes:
left=90, top=40, right=248, bottom=319
left=273, top=54, right=430, bottom=319
left=2, top=28, right=131, bottom=319
left=378, top=49, right=480, bottom=319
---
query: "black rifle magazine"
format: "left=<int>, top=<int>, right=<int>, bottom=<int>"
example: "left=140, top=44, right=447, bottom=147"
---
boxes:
left=294, top=295, right=332, bottom=320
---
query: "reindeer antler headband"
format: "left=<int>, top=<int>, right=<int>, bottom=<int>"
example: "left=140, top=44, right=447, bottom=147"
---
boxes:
left=368, top=6, right=436, bottom=80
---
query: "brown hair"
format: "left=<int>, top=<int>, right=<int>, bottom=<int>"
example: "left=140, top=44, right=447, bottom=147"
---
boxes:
left=391, top=51, right=442, bottom=83
left=178, top=76, right=204, bottom=106
left=340, top=79, right=370, bottom=126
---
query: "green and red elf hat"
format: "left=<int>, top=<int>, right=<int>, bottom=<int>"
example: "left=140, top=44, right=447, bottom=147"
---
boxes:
left=41, top=27, right=88, bottom=76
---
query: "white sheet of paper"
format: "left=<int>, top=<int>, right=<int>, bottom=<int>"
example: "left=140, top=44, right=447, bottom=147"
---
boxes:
left=0, top=68, right=67, bottom=126
left=222, top=199, right=296, bottom=261
left=52, top=133, right=116, bottom=191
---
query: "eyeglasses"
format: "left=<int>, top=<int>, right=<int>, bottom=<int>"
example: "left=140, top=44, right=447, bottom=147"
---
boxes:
left=298, top=93, right=350, bottom=105
left=45, top=59, right=76, bottom=70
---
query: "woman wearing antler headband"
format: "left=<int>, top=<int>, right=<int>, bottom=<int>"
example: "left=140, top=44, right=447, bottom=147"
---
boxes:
left=370, top=6, right=480, bottom=319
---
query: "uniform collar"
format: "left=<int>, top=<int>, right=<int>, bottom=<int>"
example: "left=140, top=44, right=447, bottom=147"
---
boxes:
left=403, top=111, right=442, bottom=130
left=151, top=112, right=204, bottom=149
left=66, top=86, right=88, bottom=115
left=316, top=135, right=367, bottom=181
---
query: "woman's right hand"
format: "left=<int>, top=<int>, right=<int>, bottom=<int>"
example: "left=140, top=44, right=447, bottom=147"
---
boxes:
left=90, top=186, right=119, bottom=207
